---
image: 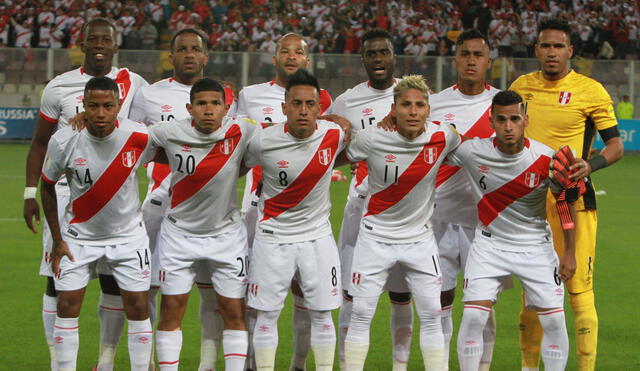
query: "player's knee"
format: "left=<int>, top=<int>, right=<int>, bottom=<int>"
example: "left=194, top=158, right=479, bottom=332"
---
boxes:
left=569, top=290, right=595, bottom=312
left=121, top=291, right=149, bottom=320
left=98, top=274, right=121, bottom=295
left=537, top=309, right=566, bottom=333
left=388, top=291, right=411, bottom=304
left=217, top=298, right=246, bottom=327
left=56, top=295, right=82, bottom=318
left=351, top=297, right=377, bottom=328
left=159, top=294, right=187, bottom=328
left=461, top=305, right=491, bottom=331
left=440, top=289, right=455, bottom=307
left=45, top=276, right=57, bottom=297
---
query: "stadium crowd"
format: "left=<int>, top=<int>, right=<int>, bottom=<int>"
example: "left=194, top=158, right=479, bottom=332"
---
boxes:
left=0, top=0, right=638, bottom=59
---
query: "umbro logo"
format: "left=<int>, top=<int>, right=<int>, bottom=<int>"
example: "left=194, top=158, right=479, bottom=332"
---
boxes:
left=161, top=104, right=173, bottom=112
left=181, top=145, right=192, bottom=152
left=362, top=108, right=373, bottom=116
left=277, top=160, right=289, bottom=168
left=74, top=157, right=87, bottom=166
left=75, top=95, right=84, bottom=103
left=444, top=113, right=455, bottom=121
left=478, top=165, right=490, bottom=174
left=524, top=93, right=534, bottom=100
left=263, top=107, right=274, bottom=114
left=385, top=154, right=396, bottom=163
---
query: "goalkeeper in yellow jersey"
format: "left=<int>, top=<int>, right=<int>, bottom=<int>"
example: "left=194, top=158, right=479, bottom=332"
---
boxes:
left=510, top=18, right=624, bottom=371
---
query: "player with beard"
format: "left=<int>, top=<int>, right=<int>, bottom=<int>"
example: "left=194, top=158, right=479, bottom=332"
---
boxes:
left=23, top=18, right=148, bottom=371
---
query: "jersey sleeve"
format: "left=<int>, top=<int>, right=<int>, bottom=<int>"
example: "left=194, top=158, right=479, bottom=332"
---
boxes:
left=445, top=139, right=471, bottom=167
left=244, top=128, right=262, bottom=168
left=324, top=94, right=345, bottom=116
left=39, top=82, right=61, bottom=124
left=234, top=89, right=250, bottom=119
left=148, top=121, right=170, bottom=147
left=346, top=126, right=372, bottom=162
left=444, top=122, right=462, bottom=154
left=320, top=89, right=332, bottom=114
left=41, top=136, right=65, bottom=184
left=128, top=88, right=148, bottom=123
left=586, top=82, right=618, bottom=131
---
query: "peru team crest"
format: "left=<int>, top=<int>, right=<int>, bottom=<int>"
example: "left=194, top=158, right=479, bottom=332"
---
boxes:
left=424, top=147, right=438, bottom=164
left=121, top=151, right=138, bottom=168
left=558, top=91, right=572, bottom=105
left=220, top=138, right=235, bottom=155
left=524, top=172, right=541, bottom=188
left=318, top=148, right=332, bottom=165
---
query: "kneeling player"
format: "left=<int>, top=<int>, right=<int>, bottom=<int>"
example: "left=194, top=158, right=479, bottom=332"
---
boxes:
left=245, top=70, right=346, bottom=371
left=452, top=91, right=576, bottom=371
left=41, top=77, right=156, bottom=371
left=344, top=75, right=461, bottom=371
left=150, top=79, right=253, bottom=371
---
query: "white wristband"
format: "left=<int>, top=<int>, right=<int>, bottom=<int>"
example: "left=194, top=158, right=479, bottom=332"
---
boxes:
left=24, top=187, right=38, bottom=200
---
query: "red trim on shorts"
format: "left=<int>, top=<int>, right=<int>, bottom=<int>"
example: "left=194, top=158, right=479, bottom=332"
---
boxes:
left=39, top=111, right=58, bottom=123
left=158, top=360, right=179, bottom=365
left=294, top=304, right=308, bottom=311
left=43, top=309, right=57, bottom=314
left=54, top=325, right=79, bottom=330
left=463, top=305, right=491, bottom=312
left=41, top=172, right=57, bottom=185
left=537, top=309, right=564, bottom=316
left=390, top=300, right=411, bottom=305
left=224, top=353, right=247, bottom=358
left=441, top=305, right=453, bottom=311
left=99, top=305, right=125, bottom=312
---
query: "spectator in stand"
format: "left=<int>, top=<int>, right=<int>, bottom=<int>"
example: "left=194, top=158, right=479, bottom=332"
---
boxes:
left=140, top=17, right=158, bottom=50
left=616, top=95, right=634, bottom=119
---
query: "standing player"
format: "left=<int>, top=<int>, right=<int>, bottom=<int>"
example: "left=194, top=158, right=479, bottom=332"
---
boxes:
left=151, top=79, right=253, bottom=371
left=510, top=18, right=624, bottom=371
left=41, top=77, right=155, bottom=371
left=129, top=28, right=227, bottom=371
left=453, top=90, right=576, bottom=371
left=245, top=70, right=346, bottom=371
left=327, top=29, right=415, bottom=370
left=344, top=75, right=461, bottom=371
left=428, top=29, right=499, bottom=370
left=23, top=18, right=147, bottom=371
left=231, top=32, right=333, bottom=371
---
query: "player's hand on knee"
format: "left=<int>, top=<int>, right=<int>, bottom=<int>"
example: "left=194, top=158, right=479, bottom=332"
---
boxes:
left=69, top=112, right=87, bottom=131
left=51, top=240, right=74, bottom=278
left=376, top=113, right=397, bottom=131
left=559, top=254, right=576, bottom=281
left=23, top=199, right=41, bottom=233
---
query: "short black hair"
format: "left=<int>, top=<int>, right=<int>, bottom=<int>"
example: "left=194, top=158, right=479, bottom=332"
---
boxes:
left=285, top=69, right=320, bottom=96
left=84, top=76, right=119, bottom=97
left=170, top=28, right=209, bottom=52
left=81, top=18, right=117, bottom=39
left=362, top=28, right=392, bottom=45
left=537, top=18, right=572, bottom=44
left=190, top=78, right=225, bottom=103
left=456, top=29, right=490, bottom=48
left=491, top=90, right=523, bottom=113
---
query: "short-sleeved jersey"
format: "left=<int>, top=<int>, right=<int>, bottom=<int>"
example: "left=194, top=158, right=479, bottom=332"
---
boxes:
left=447, top=138, right=560, bottom=251
left=347, top=122, right=461, bottom=244
left=510, top=70, right=617, bottom=210
left=326, top=80, right=396, bottom=197
left=41, top=119, right=155, bottom=245
left=245, top=121, right=346, bottom=244
left=39, top=67, right=148, bottom=128
left=129, top=77, right=192, bottom=206
left=150, top=117, right=255, bottom=237
left=429, top=84, right=499, bottom=227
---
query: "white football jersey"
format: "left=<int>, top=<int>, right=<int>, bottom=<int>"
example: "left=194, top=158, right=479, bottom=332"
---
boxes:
left=149, top=117, right=255, bottom=237
left=39, top=67, right=148, bottom=128
left=347, top=122, right=461, bottom=244
left=447, top=137, right=561, bottom=251
left=326, top=80, right=396, bottom=197
left=41, top=119, right=155, bottom=245
left=429, top=84, right=499, bottom=227
left=129, top=77, right=192, bottom=206
left=232, top=80, right=333, bottom=212
left=245, top=121, right=346, bottom=243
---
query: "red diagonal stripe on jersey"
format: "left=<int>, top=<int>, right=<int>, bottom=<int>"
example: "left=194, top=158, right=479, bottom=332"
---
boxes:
left=436, top=107, right=494, bottom=188
left=71, top=132, right=148, bottom=224
left=365, top=131, right=446, bottom=216
left=250, top=166, right=262, bottom=193
left=477, top=155, right=551, bottom=226
left=261, top=129, right=341, bottom=222
left=150, top=162, right=171, bottom=192
left=355, top=161, right=368, bottom=187
left=114, top=69, right=132, bottom=104
left=171, top=124, right=242, bottom=208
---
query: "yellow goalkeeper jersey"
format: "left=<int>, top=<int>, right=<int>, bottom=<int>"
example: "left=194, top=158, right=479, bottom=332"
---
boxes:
left=510, top=69, right=618, bottom=210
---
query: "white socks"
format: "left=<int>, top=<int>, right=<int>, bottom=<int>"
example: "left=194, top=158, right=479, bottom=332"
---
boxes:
left=338, top=296, right=353, bottom=369
left=413, top=295, right=445, bottom=371
left=43, top=294, right=58, bottom=370
left=253, top=309, right=281, bottom=370
left=156, top=330, right=182, bottom=370
left=309, top=310, right=336, bottom=371
left=441, top=305, right=453, bottom=370
left=291, top=294, right=311, bottom=370
left=344, top=296, right=379, bottom=370
left=53, top=316, right=79, bottom=371
left=222, top=329, right=249, bottom=371
left=457, top=305, right=491, bottom=371
left=390, top=301, right=414, bottom=369
left=97, top=293, right=125, bottom=370
left=480, top=309, right=497, bottom=370
left=245, top=308, right=258, bottom=371
left=198, top=287, right=223, bottom=371
left=128, top=319, right=153, bottom=371
left=537, top=309, right=569, bottom=371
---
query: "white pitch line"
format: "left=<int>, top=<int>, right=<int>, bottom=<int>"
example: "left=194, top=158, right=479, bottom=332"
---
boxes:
left=0, top=218, right=23, bottom=222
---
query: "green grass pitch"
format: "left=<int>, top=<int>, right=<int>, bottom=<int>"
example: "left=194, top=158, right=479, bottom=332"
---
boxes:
left=0, top=143, right=638, bottom=370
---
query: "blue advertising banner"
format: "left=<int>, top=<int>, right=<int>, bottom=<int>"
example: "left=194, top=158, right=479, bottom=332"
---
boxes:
left=593, top=119, right=640, bottom=151
left=0, top=107, right=39, bottom=139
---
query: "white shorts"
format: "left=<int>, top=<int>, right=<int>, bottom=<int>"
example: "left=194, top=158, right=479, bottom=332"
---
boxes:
left=40, top=191, right=70, bottom=277
left=462, top=232, right=564, bottom=309
left=54, top=233, right=151, bottom=292
left=142, top=196, right=167, bottom=287
left=349, top=234, right=442, bottom=299
left=158, top=224, right=248, bottom=298
left=247, top=234, right=341, bottom=311
left=433, top=220, right=475, bottom=291
left=242, top=201, right=259, bottom=250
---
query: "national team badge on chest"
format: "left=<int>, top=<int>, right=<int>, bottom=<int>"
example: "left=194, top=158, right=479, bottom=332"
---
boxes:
left=424, top=147, right=438, bottom=164
left=558, top=91, right=572, bottom=105
left=318, top=148, right=332, bottom=165
left=524, top=172, right=541, bottom=188
left=118, top=83, right=127, bottom=100
left=122, top=151, right=138, bottom=168
left=220, top=138, right=235, bottom=155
